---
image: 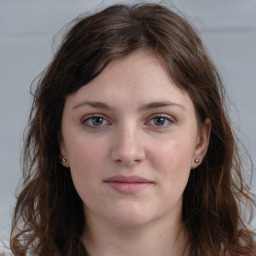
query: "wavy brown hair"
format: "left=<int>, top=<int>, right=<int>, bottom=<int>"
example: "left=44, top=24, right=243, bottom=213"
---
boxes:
left=10, top=3, right=255, bottom=256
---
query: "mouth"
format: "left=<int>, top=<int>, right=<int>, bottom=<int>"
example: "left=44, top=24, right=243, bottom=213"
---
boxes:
left=104, top=175, right=154, bottom=194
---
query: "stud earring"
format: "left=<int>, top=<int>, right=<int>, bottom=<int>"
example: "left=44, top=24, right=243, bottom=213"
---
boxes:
left=61, top=157, right=67, bottom=163
left=194, top=158, right=200, bottom=163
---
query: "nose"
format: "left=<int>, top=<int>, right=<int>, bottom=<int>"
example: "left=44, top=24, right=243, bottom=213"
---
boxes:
left=110, top=124, right=146, bottom=167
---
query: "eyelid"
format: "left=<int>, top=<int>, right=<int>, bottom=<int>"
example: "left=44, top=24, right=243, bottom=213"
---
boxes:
left=149, top=113, right=174, bottom=121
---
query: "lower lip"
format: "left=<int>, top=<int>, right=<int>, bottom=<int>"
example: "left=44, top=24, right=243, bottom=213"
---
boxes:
left=105, top=182, right=152, bottom=194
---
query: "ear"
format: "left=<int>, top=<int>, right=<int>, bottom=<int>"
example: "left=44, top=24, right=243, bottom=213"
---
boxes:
left=59, top=138, right=70, bottom=168
left=191, top=118, right=211, bottom=169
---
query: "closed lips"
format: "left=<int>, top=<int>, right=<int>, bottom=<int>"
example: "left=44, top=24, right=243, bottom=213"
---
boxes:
left=104, top=175, right=153, bottom=183
left=104, top=175, right=154, bottom=194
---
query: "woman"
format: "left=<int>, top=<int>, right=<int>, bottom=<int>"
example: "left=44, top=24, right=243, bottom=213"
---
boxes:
left=10, top=3, right=256, bottom=256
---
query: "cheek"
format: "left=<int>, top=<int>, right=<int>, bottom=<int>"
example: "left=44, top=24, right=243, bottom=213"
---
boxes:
left=67, top=137, right=108, bottom=196
left=149, top=137, right=195, bottom=193
left=67, top=135, right=108, bottom=169
left=151, top=137, right=195, bottom=171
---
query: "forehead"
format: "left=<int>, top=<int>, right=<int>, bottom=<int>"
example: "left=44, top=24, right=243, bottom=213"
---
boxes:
left=64, top=49, right=194, bottom=112
left=82, top=50, right=181, bottom=94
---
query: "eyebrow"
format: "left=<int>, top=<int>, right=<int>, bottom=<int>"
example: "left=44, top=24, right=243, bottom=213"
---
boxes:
left=72, top=100, right=184, bottom=111
left=73, top=101, right=113, bottom=110
left=138, top=101, right=185, bottom=111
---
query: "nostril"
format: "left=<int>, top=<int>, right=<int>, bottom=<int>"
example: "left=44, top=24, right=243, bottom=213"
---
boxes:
left=111, top=148, right=145, bottom=167
left=114, top=157, right=142, bottom=167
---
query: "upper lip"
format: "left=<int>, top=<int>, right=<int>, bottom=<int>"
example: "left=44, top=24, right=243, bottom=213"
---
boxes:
left=104, top=175, right=153, bottom=183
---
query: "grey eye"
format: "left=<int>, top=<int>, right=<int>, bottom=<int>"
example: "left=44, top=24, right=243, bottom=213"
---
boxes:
left=83, top=115, right=108, bottom=128
left=91, top=117, right=104, bottom=126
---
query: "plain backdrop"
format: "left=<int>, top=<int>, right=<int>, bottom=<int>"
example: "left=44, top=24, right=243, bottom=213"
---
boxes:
left=1, top=0, right=256, bottom=244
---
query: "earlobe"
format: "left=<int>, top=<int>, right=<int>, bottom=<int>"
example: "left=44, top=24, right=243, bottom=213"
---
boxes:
left=59, top=139, right=70, bottom=168
left=191, top=118, right=211, bottom=169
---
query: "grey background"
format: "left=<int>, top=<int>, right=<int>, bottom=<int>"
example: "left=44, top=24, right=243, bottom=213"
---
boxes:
left=1, top=0, right=256, bottom=244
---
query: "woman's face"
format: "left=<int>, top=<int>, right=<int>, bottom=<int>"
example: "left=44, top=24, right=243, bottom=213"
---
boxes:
left=60, top=49, right=211, bottom=229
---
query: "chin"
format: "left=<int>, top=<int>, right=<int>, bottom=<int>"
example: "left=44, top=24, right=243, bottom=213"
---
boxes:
left=110, top=215, right=150, bottom=228
left=106, top=204, right=154, bottom=228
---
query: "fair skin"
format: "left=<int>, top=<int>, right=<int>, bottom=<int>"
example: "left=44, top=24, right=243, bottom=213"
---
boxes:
left=60, top=49, right=211, bottom=256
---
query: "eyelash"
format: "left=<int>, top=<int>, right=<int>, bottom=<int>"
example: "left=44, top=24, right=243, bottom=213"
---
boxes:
left=82, top=114, right=174, bottom=129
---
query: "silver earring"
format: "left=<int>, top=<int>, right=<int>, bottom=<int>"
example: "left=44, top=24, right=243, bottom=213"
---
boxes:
left=194, top=158, right=200, bottom=163
left=62, top=157, right=67, bottom=163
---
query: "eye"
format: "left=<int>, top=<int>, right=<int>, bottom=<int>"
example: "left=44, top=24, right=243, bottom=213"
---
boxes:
left=146, top=114, right=173, bottom=127
left=82, top=115, right=109, bottom=128
left=153, top=116, right=167, bottom=126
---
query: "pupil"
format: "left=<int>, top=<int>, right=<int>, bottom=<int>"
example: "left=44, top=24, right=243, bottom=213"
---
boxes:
left=154, top=117, right=165, bottom=126
left=92, top=117, right=103, bottom=126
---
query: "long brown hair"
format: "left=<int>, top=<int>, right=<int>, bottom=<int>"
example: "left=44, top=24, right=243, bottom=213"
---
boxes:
left=10, top=3, right=256, bottom=255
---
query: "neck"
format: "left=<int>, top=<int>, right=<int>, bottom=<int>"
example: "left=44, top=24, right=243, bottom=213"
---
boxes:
left=82, top=212, right=189, bottom=256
